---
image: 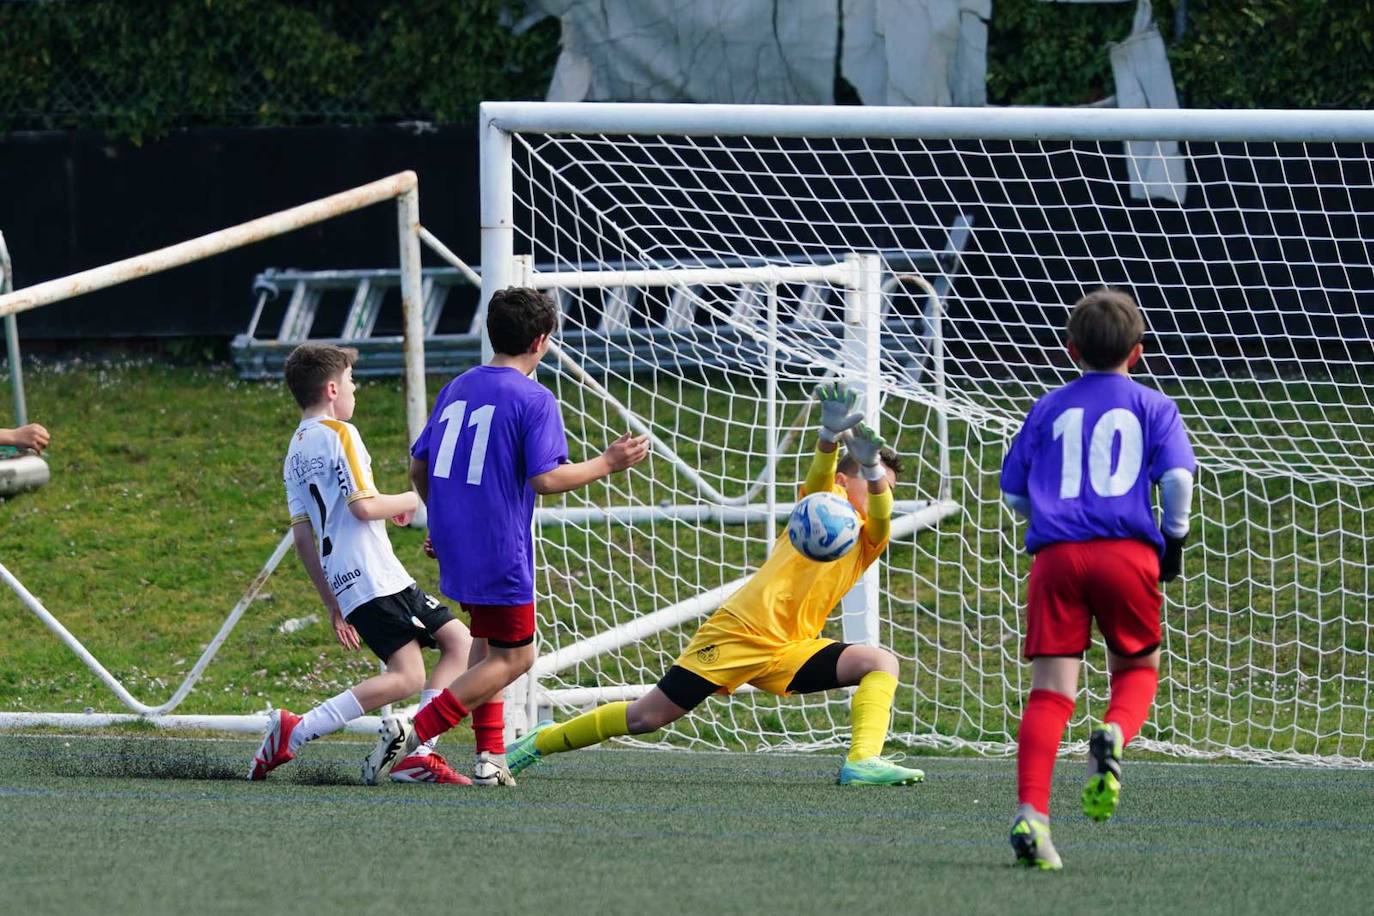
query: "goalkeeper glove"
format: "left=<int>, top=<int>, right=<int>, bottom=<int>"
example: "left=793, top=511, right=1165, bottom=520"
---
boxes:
left=845, top=423, right=889, bottom=482
left=1160, top=533, right=1187, bottom=583
left=815, top=383, right=864, bottom=444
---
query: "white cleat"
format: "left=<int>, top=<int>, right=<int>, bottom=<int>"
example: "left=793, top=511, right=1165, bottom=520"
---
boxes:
left=472, top=750, right=516, bottom=787
left=361, top=715, right=414, bottom=785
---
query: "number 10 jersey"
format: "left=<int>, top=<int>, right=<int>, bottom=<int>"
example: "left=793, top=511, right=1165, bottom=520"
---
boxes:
left=1000, top=373, right=1196, bottom=555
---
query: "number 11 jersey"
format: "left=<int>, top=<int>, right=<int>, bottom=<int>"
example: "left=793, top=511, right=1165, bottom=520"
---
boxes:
left=412, top=365, right=569, bottom=605
left=1000, top=372, right=1196, bottom=555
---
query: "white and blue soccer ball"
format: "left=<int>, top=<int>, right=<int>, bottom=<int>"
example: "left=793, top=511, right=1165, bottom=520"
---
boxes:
left=787, top=491, right=861, bottom=562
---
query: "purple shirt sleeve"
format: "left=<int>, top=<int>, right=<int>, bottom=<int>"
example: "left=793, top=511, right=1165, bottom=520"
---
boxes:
left=1147, top=401, right=1196, bottom=481
left=410, top=382, right=446, bottom=461
left=1000, top=403, right=1039, bottom=496
left=410, top=413, right=433, bottom=461
left=523, top=391, right=569, bottom=480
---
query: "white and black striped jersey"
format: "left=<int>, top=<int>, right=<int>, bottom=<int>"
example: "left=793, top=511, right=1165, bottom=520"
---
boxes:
left=283, top=416, right=413, bottom=616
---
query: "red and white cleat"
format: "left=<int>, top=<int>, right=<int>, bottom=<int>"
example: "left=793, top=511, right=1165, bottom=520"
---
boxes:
left=389, top=752, right=474, bottom=785
left=247, top=708, right=302, bottom=781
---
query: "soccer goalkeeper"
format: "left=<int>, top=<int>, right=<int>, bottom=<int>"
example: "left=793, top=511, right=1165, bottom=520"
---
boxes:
left=503, top=384, right=923, bottom=787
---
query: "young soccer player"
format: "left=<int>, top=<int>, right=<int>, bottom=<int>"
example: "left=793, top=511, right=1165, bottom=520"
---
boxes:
left=1000, top=289, right=1195, bottom=870
left=249, top=344, right=475, bottom=785
left=362, top=287, right=650, bottom=784
left=498, top=384, right=925, bottom=787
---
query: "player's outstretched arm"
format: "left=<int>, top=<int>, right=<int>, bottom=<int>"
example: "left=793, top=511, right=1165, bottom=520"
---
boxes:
left=348, top=490, right=419, bottom=525
left=0, top=422, right=49, bottom=453
left=846, top=423, right=894, bottom=544
left=816, top=383, right=864, bottom=444
left=804, top=383, right=864, bottom=493
left=531, top=432, right=649, bottom=495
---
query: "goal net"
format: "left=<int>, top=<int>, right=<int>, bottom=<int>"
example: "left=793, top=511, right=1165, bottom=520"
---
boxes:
left=485, top=104, right=1374, bottom=766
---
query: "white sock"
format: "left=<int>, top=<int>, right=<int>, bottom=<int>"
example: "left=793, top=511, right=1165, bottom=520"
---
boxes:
left=411, top=689, right=443, bottom=757
left=290, top=688, right=364, bottom=752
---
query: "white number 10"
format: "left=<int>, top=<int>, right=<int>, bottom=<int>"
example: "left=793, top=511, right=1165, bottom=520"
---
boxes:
left=1051, top=407, right=1143, bottom=499
left=433, top=400, right=495, bottom=485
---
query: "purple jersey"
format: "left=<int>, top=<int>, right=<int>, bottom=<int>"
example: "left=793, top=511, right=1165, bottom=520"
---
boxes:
left=1000, top=373, right=1196, bottom=555
left=411, top=366, right=569, bottom=604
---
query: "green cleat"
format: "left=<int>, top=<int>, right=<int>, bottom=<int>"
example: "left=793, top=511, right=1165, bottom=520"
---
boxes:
left=836, top=755, right=925, bottom=786
left=1082, top=721, right=1124, bottom=822
left=505, top=720, right=554, bottom=777
left=1010, top=813, right=1063, bottom=871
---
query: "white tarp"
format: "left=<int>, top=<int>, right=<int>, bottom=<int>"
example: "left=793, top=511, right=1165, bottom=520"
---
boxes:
left=842, top=0, right=989, bottom=106
left=1108, top=0, right=1188, bottom=203
left=531, top=0, right=989, bottom=108
left=539, top=0, right=838, bottom=104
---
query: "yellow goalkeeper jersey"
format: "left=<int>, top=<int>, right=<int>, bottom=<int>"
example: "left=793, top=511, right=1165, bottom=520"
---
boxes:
left=716, top=448, right=892, bottom=646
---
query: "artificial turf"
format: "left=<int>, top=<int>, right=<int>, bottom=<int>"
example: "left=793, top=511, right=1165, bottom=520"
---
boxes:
left=2, top=734, right=1372, bottom=915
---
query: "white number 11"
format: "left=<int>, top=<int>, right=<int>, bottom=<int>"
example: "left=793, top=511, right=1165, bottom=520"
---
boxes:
left=433, top=400, right=495, bottom=485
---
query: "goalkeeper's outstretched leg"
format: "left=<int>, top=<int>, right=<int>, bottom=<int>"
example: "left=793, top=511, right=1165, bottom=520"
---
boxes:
left=507, top=685, right=696, bottom=776
left=509, top=641, right=924, bottom=787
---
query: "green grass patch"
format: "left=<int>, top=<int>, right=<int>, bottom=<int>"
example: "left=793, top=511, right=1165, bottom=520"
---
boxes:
left=2, top=737, right=1373, bottom=915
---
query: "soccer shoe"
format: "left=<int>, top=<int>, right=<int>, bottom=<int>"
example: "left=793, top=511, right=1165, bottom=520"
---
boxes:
left=505, top=720, right=554, bottom=777
left=361, top=715, right=414, bottom=786
left=472, top=750, right=516, bottom=787
left=836, top=755, right=926, bottom=786
left=247, top=708, right=301, bottom=781
left=1010, top=813, right=1063, bottom=871
left=1082, top=721, right=1124, bottom=822
left=389, top=751, right=473, bottom=785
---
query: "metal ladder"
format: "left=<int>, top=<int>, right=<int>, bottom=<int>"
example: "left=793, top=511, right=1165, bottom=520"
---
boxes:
left=230, top=217, right=972, bottom=380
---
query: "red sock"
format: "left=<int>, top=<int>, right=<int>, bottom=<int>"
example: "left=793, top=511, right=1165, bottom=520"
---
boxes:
left=472, top=701, right=505, bottom=755
left=413, top=689, right=469, bottom=743
left=1105, top=666, right=1159, bottom=744
left=1016, top=688, right=1076, bottom=817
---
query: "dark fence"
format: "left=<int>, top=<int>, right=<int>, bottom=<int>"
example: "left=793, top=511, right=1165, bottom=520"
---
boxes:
left=0, top=123, right=480, bottom=339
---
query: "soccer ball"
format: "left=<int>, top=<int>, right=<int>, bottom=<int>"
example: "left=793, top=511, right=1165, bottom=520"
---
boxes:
left=787, top=492, right=860, bottom=562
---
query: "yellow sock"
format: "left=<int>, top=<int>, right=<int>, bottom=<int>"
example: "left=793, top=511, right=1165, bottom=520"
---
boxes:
left=847, top=671, right=898, bottom=762
left=534, top=701, right=630, bottom=757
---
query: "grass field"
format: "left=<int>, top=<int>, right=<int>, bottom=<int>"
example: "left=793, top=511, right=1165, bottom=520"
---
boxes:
left=3, top=733, right=1373, bottom=915
left=0, top=356, right=1370, bottom=913
left=0, top=358, right=1370, bottom=763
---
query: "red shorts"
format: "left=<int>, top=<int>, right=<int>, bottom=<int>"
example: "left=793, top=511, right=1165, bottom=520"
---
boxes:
left=1024, top=539, right=1161, bottom=659
left=460, top=602, right=536, bottom=648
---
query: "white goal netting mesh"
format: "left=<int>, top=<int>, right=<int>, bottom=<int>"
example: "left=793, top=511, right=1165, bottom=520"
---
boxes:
left=508, top=127, right=1373, bottom=765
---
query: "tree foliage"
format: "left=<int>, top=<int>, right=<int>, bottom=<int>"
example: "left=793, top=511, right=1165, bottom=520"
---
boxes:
left=0, top=0, right=1369, bottom=141
left=988, top=0, right=1374, bottom=110
left=0, top=0, right=560, bottom=139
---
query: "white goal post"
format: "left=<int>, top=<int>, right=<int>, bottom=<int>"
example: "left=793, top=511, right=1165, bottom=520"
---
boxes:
left=0, top=172, right=428, bottom=735
left=481, top=103, right=1374, bottom=766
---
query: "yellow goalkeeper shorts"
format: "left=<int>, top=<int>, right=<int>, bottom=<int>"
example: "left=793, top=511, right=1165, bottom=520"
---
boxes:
left=674, top=608, right=837, bottom=697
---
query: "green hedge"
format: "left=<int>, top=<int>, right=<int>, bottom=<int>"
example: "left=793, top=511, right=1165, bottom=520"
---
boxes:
left=989, top=0, right=1374, bottom=109
left=0, top=0, right=560, bottom=139
left=0, top=0, right=1369, bottom=141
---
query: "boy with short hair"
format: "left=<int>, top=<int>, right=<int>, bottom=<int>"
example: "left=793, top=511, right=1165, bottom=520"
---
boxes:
left=249, top=343, right=474, bottom=785
left=363, top=287, right=650, bottom=784
left=1000, top=289, right=1195, bottom=869
left=499, top=384, right=925, bottom=788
